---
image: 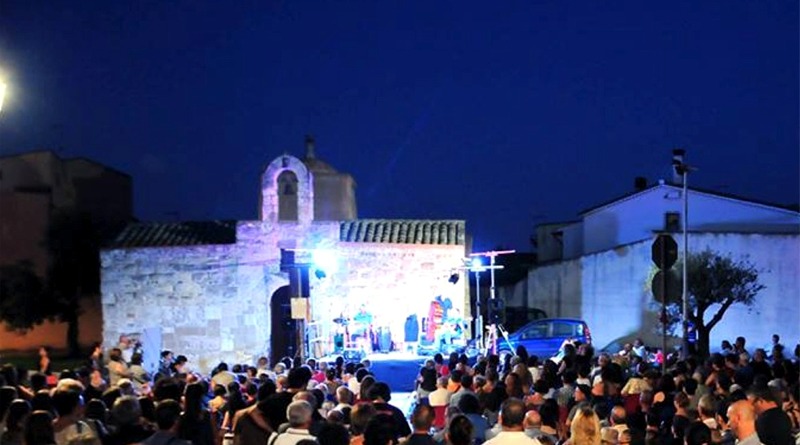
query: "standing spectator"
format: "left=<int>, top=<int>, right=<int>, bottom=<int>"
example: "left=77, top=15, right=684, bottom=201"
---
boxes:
left=178, top=382, right=217, bottom=445
left=104, top=396, right=152, bottom=445
left=1, top=399, right=31, bottom=445
left=405, top=404, right=436, bottom=445
left=446, top=415, right=475, bottom=445
left=569, top=406, right=601, bottom=445
left=38, top=346, right=52, bottom=376
left=143, top=400, right=191, bottom=445
left=88, top=343, right=104, bottom=372
left=268, top=401, right=317, bottom=445
left=24, top=410, right=57, bottom=445
left=483, top=398, right=541, bottom=445
left=727, top=400, right=763, bottom=445
left=368, top=382, right=411, bottom=439
left=746, top=386, right=793, bottom=445
left=52, top=388, right=101, bottom=445
left=108, top=348, right=131, bottom=387
left=129, top=353, right=152, bottom=395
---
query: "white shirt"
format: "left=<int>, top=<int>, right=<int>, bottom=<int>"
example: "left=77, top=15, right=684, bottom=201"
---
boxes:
left=269, top=427, right=316, bottom=445
left=428, top=387, right=450, bottom=407
left=55, top=421, right=101, bottom=445
left=484, top=430, right=542, bottom=445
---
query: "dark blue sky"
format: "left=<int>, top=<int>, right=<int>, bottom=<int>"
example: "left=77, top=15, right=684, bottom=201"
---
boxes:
left=1, top=1, right=797, bottom=251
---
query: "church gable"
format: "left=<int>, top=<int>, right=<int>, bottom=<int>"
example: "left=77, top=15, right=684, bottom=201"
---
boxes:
left=340, top=219, right=465, bottom=245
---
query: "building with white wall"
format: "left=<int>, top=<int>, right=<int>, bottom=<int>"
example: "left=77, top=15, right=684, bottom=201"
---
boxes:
left=527, top=161, right=800, bottom=351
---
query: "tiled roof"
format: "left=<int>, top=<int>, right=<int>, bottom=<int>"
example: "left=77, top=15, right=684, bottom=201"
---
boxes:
left=107, top=220, right=237, bottom=248
left=340, top=219, right=465, bottom=245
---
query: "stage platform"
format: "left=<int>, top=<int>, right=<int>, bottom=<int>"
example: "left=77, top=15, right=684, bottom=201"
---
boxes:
left=319, top=351, right=427, bottom=393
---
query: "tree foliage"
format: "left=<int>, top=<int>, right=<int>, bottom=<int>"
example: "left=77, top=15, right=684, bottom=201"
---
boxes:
left=665, top=249, right=765, bottom=356
left=0, top=261, right=47, bottom=331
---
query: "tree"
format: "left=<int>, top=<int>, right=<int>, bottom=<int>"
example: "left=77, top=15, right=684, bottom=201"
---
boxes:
left=665, top=249, right=765, bottom=357
left=0, top=261, right=47, bottom=331
left=44, top=211, right=102, bottom=356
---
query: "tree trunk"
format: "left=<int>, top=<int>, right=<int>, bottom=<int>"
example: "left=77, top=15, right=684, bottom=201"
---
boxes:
left=65, top=303, right=81, bottom=357
left=697, top=325, right=711, bottom=358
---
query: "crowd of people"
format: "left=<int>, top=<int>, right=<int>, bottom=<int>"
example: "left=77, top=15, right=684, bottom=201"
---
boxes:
left=0, top=334, right=798, bottom=445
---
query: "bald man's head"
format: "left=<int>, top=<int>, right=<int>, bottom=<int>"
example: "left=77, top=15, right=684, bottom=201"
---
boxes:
left=524, top=410, right=542, bottom=429
left=727, top=400, right=757, bottom=439
left=610, top=405, right=627, bottom=425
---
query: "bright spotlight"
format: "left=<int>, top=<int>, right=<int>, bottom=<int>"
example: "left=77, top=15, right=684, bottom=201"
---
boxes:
left=312, top=249, right=338, bottom=275
left=471, top=257, right=484, bottom=270
left=0, top=82, right=6, bottom=114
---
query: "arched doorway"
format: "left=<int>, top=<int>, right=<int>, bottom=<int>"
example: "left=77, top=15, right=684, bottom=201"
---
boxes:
left=270, top=285, right=298, bottom=364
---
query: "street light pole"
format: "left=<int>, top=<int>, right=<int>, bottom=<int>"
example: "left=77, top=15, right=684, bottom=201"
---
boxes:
left=681, top=168, right=689, bottom=360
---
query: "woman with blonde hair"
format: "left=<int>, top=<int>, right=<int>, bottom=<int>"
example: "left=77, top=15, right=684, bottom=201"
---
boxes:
left=569, top=406, right=601, bottom=445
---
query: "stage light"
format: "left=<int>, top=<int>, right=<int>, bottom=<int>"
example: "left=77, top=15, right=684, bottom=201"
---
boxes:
left=312, top=249, right=338, bottom=274
left=471, top=258, right=484, bottom=270
left=315, top=269, right=327, bottom=279
left=448, top=273, right=459, bottom=284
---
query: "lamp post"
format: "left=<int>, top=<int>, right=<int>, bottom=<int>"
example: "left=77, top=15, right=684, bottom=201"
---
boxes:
left=469, top=259, right=485, bottom=350
left=673, top=154, right=696, bottom=360
left=0, top=81, right=6, bottom=114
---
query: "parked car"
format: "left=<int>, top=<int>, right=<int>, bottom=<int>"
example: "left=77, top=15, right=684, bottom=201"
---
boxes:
left=497, top=318, right=592, bottom=360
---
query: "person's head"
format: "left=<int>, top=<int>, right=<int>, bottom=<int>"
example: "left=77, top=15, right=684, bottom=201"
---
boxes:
left=437, top=376, right=449, bottom=388
left=368, top=382, right=391, bottom=403
left=155, top=399, right=182, bottom=432
left=610, top=405, right=626, bottom=426
left=460, top=374, right=473, bottom=391
left=575, top=384, right=592, bottom=403
left=24, top=410, right=55, bottom=445
left=350, top=402, right=377, bottom=436
left=684, top=421, right=711, bottom=445
left=287, top=400, right=314, bottom=429
left=697, top=395, right=717, bottom=420
left=364, top=414, right=397, bottom=445
left=726, top=400, right=757, bottom=439
left=5, top=399, right=31, bottom=431
left=130, top=353, right=144, bottom=366
left=746, top=385, right=778, bottom=415
left=445, top=414, right=474, bottom=445
left=524, top=409, right=542, bottom=430
left=571, top=406, right=601, bottom=445
left=112, top=395, right=142, bottom=426
left=336, top=386, right=354, bottom=405
left=500, top=398, right=527, bottom=430
left=109, top=348, right=123, bottom=362
left=318, top=422, right=350, bottom=445
left=411, top=403, right=434, bottom=432
left=51, top=389, right=83, bottom=418
left=601, top=427, right=619, bottom=445
left=457, top=393, right=481, bottom=415
left=38, top=346, right=50, bottom=357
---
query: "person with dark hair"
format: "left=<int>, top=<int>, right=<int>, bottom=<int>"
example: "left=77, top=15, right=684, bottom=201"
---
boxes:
left=104, top=395, right=152, bottom=445
left=24, top=410, right=57, bottom=445
left=368, top=382, right=411, bottom=439
left=52, top=388, right=101, bottom=445
left=318, top=422, right=350, bottom=445
left=1, top=398, right=30, bottom=445
left=458, top=393, right=489, bottom=444
left=449, top=374, right=474, bottom=410
left=230, top=379, right=275, bottom=445
left=221, top=381, right=247, bottom=432
left=142, top=399, right=191, bottom=445
left=364, top=414, right=398, bottom=445
left=684, top=421, right=711, bottom=445
left=153, top=377, right=183, bottom=402
left=178, top=382, right=216, bottom=445
left=128, top=353, right=151, bottom=394
left=264, top=368, right=311, bottom=431
left=38, top=346, right=52, bottom=375
left=446, top=414, right=475, bottom=445
left=746, top=386, right=793, bottom=445
left=108, top=348, right=131, bottom=387
left=350, top=403, right=378, bottom=445
left=406, top=404, right=436, bottom=445
left=484, top=398, right=538, bottom=445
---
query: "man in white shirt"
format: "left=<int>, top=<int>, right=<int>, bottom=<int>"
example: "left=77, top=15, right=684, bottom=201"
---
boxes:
left=484, top=398, right=542, bottom=445
left=428, top=376, right=451, bottom=407
left=268, top=400, right=317, bottom=445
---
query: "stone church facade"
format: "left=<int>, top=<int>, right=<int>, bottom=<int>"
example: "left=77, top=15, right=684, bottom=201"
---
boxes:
left=101, top=138, right=467, bottom=372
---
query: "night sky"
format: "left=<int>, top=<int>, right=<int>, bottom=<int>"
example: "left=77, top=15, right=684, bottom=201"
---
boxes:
left=1, top=1, right=797, bottom=251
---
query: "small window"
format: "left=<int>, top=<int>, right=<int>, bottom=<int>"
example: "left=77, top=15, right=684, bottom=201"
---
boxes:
left=552, top=322, right=575, bottom=337
left=522, top=323, right=548, bottom=339
left=665, top=212, right=681, bottom=232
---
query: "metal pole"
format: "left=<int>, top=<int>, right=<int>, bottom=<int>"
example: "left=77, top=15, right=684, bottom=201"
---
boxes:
left=475, top=271, right=482, bottom=351
left=682, top=169, right=689, bottom=359
left=490, top=255, right=497, bottom=355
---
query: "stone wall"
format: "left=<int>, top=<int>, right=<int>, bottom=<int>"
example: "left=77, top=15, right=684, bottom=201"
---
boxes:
left=102, top=219, right=466, bottom=372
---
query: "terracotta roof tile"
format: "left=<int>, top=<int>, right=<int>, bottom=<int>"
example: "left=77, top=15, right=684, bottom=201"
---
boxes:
left=340, top=219, right=465, bottom=245
left=107, top=220, right=237, bottom=248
